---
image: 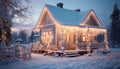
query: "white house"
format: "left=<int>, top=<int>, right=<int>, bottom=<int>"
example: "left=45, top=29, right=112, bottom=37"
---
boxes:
left=34, top=3, right=109, bottom=52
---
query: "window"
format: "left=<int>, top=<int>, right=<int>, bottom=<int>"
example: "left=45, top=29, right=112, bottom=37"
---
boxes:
left=41, top=31, right=53, bottom=44
left=82, top=36, right=86, bottom=42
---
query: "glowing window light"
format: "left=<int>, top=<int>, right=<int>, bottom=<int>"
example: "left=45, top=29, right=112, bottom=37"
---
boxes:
left=41, top=31, right=53, bottom=44
left=82, top=33, right=86, bottom=42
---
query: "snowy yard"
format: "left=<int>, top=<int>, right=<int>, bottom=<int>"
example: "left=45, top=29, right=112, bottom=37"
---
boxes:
left=0, top=48, right=120, bottom=69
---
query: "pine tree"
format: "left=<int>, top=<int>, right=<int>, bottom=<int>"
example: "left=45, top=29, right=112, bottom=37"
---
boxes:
left=109, top=3, right=120, bottom=47
left=30, top=31, right=34, bottom=43
left=18, top=30, right=27, bottom=44
left=12, top=32, right=18, bottom=44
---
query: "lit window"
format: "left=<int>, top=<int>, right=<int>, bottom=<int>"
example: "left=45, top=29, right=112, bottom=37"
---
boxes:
left=82, top=36, right=85, bottom=42
left=41, top=31, right=53, bottom=44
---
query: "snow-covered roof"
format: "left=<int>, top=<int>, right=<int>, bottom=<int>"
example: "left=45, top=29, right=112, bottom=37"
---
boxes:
left=34, top=34, right=40, bottom=37
left=16, top=38, right=22, bottom=42
left=45, top=4, right=91, bottom=26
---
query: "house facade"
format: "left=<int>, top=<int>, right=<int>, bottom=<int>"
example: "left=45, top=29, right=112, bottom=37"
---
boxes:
left=33, top=3, right=109, bottom=51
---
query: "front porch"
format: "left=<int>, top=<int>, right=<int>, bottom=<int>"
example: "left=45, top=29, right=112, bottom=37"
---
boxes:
left=42, top=50, right=88, bottom=57
left=31, top=41, right=108, bottom=57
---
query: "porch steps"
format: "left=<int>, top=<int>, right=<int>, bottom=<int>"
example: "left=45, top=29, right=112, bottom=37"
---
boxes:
left=64, top=51, right=80, bottom=57
left=77, top=50, right=88, bottom=55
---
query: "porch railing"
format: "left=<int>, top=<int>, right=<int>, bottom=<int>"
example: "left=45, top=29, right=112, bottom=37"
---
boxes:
left=78, top=42, right=106, bottom=50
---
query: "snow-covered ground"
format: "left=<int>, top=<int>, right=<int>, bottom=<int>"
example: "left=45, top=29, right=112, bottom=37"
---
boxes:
left=0, top=48, right=120, bottom=69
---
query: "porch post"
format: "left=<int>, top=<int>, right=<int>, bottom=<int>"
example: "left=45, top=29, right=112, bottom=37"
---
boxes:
left=76, top=32, right=79, bottom=51
left=61, top=26, right=65, bottom=53
left=104, top=32, right=110, bottom=52
left=86, top=25, right=91, bottom=56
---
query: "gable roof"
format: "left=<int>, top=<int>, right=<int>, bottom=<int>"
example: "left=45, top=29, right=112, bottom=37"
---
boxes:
left=45, top=4, right=92, bottom=26
left=36, top=4, right=102, bottom=29
left=80, top=9, right=102, bottom=27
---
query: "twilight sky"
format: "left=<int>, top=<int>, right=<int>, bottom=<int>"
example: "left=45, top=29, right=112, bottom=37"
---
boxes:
left=30, top=0, right=120, bottom=28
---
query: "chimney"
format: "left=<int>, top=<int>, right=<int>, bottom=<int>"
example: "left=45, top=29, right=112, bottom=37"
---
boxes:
left=75, top=9, right=80, bottom=12
left=57, top=2, right=63, bottom=8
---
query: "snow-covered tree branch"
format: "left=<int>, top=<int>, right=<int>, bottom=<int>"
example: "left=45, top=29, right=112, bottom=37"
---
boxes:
left=0, top=0, right=32, bottom=45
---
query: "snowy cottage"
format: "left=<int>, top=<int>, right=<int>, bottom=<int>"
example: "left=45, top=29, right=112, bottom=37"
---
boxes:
left=33, top=3, right=109, bottom=52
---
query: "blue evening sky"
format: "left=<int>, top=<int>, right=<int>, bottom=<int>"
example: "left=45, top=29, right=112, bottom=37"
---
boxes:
left=30, top=0, right=120, bottom=28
